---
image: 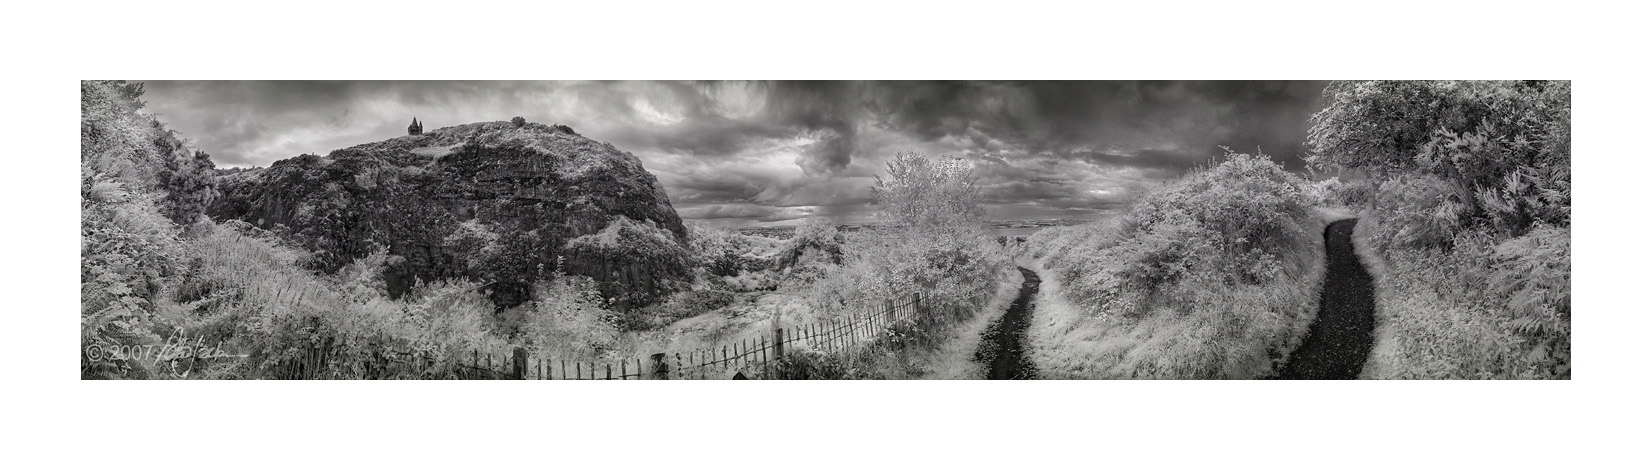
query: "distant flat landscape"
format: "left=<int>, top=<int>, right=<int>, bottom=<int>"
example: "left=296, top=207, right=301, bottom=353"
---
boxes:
left=738, top=218, right=1106, bottom=239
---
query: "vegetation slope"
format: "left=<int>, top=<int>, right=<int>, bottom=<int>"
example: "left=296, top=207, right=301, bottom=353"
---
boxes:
left=1307, top=80, right=1570, bottom=379
left=1024, top=151, right=1329, bottom=379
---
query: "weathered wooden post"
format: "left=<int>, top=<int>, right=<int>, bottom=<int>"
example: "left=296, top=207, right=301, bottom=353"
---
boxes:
left=650, top=353, right=669, bottom=380
left=912, top=292, right=925, bottom=327
left=511, top=347, right=527, bottom=380
left=773, top=328, right=785, bottom=359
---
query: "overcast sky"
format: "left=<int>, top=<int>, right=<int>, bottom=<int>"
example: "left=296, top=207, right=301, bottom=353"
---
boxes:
left=136, top=81, right=1328, bottom=227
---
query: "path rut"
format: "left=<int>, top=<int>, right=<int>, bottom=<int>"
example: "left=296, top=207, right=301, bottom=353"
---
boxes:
left=1277, top=219, right=1376, bottom=379
left=973, top=267, right=1041, bottom=379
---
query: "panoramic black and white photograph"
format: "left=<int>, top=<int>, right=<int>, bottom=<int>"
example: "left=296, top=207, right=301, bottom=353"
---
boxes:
left=21, top=1, right=1644, bottom=457
left=78, top=80, right=1571, bottom=380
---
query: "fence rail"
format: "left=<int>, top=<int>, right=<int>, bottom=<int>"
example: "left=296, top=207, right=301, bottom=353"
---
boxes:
left=274, top=292, right=979, bottom=380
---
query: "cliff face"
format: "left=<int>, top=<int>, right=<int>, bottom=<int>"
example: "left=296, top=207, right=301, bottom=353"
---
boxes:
left=208, top=121, right=690, bottom=308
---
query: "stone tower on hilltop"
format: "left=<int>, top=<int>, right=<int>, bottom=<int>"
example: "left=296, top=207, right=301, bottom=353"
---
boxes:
left=407, top=118, right=423, bottom=136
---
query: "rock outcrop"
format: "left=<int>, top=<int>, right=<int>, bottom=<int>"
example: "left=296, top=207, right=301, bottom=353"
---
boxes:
left=208, top=121, right=691, bottom=308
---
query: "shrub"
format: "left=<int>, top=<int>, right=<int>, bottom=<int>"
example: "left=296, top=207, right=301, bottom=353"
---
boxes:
left=686, top=222, right=780, bottom=282
left=1308, top=80, right=1570, bottom=236
left=1366, top=173, right=1468, bottom=252
left=772, top=348, right=850, bottom=380
left=522, top=275, right=622, bottom=359
left=1027, top=151, right=1323, bottom=378
left=1055, top=150, right=1316, bottom=313
left=1308, top=80, right=1570, bottom=378
left=801, top=151, right=1009, bottom=324
left=81, top=80, right=218, bottom=225
left=777, top=217, right=843, bottom=286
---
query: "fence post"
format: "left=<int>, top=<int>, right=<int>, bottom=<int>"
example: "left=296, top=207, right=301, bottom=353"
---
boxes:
left=773, top=328, right=785, bottom=359
left=511, top=347, right=527, bottom=380
left=912, top=292, right=924, bottom=326
left=650, top=353, right=669, bottom=380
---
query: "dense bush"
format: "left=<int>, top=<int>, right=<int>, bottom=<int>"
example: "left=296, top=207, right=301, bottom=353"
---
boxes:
left=1054, top=151, right=1316, bottom=317
left=804, top=152, right=1010, bottom=324
left=771, top=348, right=851, bottom=380
left=1027, top=151, right=1324, bottom=379
left=81, top=81, right=218, bottom=225
left=522, top=275, right=623, bottom=358
left=1307, top=80, right=1570, bottom=378
left=1309, top=80, right=1570, bottom=236
left=82, top=80, right=216, bottom=378
left=776, top=217, right=844, bottom=286
left=686, top=222, right=781, bottom=283
left=1356, top=218, right=1569, bottom=378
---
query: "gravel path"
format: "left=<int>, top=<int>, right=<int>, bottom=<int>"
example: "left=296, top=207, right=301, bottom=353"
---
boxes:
left=973, top=267, right=1041, bottom=379
left=1277, top=219, right=1376, bottom=379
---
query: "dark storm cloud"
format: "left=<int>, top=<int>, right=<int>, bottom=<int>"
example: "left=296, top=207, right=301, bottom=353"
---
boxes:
left=135, top=80, right=1328, bottom=226
left=756, top=81, right=864, bottom=175
left=860, top=81, right=1326, bottom=170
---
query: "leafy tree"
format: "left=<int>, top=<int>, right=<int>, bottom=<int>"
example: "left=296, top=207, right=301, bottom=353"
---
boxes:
left=805, top=151, right=1008, bottom=321
left=872, top=151, right=986, bottom=230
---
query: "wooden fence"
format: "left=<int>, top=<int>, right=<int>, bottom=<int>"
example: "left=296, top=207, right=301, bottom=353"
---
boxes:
left=665, top=292, right=930, bottom=380
left=274, top=291, right=978, bottom=380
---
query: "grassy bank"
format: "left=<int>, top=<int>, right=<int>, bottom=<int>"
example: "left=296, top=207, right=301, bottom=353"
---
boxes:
left=757, top=265, right=1021, bottom=379
left=1355, top=212, right=1570, bottom=379
left=1023, top=152, right=1329, bottom=379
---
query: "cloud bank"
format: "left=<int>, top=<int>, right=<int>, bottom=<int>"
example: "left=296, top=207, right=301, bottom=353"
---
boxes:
left=137, top=80, right=1327, bottom=227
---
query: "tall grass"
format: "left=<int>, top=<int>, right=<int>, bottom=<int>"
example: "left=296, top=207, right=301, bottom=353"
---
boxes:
left=1355, top=213, right=1570, bottom=379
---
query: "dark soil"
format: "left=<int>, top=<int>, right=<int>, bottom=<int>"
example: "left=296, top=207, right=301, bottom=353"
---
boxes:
left=973, top=267, right=1041, bottom=379
left=1277, top=219, right=1377, bottom=380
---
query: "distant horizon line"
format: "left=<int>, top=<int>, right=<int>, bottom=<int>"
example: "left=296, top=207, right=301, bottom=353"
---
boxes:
left=716, top=215, right=1119, bottom=230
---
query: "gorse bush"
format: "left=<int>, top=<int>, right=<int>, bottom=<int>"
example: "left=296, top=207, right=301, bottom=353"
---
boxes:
left=1027, top=151, right=1324, bottom=379
left=1307, top=80, right=1570, bottom=378
left=1054, top=150, right=1316, bottom=318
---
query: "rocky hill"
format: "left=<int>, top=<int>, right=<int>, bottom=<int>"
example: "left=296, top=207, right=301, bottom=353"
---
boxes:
left=208, top=120, right=691, bottom=308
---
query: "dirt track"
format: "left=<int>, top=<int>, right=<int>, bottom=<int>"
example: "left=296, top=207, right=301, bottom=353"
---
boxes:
left=1277, top=219, right=1376, bottom=379
left=973, top=267, right=1041, bottom=379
